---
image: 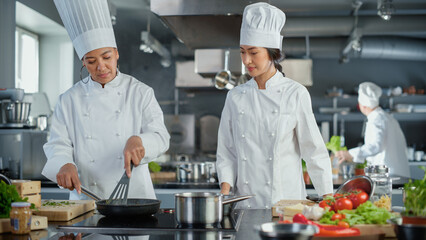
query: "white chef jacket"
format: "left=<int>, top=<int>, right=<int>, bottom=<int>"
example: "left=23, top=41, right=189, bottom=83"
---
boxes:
left=349, top=107, right=410, bottom=178
left=42, top=72, right=170, bottom=200
left=216, top=71, right=333, bottom=209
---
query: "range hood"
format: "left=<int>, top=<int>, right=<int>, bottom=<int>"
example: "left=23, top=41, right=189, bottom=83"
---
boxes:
left=151, top=0, right=426, bottom=61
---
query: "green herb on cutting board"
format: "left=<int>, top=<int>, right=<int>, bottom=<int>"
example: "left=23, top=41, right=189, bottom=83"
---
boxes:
left=42, top=200, right=76, bottom=207
left=0, top=181, right=35, bottom=218
left=149, top=162, right=161, bottom=173
left=403, top=166, right=426, bottom=217
left=325, top=136, right=347, bottom=154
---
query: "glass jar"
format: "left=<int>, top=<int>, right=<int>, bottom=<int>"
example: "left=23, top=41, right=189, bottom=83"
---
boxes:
left=9, top=202, right=32, bottom=234
left=365, top=165, right=392, bottom=211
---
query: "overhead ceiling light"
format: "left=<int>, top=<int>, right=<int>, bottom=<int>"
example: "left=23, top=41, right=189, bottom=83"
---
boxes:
left=377, top=0, right=394, bottom=21
left=140, top=31, right=171, bottom=67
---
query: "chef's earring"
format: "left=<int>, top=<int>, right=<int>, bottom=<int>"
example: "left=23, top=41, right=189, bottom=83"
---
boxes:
left=80, top=65, right=90, bottom=84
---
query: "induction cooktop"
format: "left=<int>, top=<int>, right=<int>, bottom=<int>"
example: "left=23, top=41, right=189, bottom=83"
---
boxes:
left=57, top=209, right=244, bottom=235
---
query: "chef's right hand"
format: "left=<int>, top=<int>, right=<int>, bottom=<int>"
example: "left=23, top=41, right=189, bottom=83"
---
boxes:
left=220, top=182, right=231, bottom=195
left=57, top=163, right=81, bottom=194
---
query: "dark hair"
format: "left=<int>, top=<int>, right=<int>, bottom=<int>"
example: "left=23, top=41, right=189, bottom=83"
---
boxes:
left=266, top=48, right=285, bottom=75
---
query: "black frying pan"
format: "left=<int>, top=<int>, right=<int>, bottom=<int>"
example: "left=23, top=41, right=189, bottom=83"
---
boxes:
left=81, top=186, right=161, bottom=217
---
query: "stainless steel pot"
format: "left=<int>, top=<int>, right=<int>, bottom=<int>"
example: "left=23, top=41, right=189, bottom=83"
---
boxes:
left=2, top=101, right=31, bottom=123
left=176, top=162, right=212, bottom=182
left=174, top=192, right=253, bottom=225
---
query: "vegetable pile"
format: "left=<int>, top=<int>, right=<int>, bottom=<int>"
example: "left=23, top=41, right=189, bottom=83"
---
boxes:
left=0, top=180, right=33, bottom=218
left=293, top=213, right=360, bottom=237
left=318, top=190, right=393, bottom=226
left=403, top=166, right=426, bottom=217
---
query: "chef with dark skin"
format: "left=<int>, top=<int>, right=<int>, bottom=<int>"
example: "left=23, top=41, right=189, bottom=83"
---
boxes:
left=42, top=0, right=170, bottom=200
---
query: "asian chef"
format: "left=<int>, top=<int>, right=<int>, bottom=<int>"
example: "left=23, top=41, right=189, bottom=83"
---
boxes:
left=42, top=0, right=170, bottom=200
left=216, top=2, right=333, bottom=209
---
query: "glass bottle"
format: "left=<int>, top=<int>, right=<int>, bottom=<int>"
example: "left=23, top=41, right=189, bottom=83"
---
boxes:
left=9, top=202, right=32, bottom=234
left=365, top=165, right=392, bottom=211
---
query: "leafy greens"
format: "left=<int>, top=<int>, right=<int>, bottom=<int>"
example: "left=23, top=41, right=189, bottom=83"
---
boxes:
left=0, top=180, right=32, bottom=218
left=325, top=136, right=347, bottom=154
left=404, top=166, right=426, bottom=217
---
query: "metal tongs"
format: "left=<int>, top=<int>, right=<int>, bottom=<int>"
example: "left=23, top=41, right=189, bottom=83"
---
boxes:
left=106, top=163, right=134, bottom=205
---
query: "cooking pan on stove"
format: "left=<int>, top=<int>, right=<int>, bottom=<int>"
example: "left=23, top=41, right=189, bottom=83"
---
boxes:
left=81, top=186, right=160, bottom=217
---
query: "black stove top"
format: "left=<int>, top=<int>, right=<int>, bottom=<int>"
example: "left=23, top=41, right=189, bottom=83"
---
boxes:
left=58, top=209, right=244, bottom=235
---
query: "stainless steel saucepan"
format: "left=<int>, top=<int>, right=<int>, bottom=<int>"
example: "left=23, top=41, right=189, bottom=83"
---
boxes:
left=175, top=192, right=253, bottom=225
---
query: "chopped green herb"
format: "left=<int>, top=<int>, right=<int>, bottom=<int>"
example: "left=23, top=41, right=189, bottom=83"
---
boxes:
left=42, top=200, right=76, bottom=207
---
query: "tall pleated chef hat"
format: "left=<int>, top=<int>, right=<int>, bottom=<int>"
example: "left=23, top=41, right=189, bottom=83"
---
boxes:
left=240, top=2, right=286, bottom=50
left=54, top=0, right=117, bottom=60
left=358, top=82, right=382, bottom=108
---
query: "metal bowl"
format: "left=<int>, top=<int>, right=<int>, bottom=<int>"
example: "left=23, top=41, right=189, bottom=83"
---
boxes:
left=256, top=223, right=318, bottom=240
left=335, top=175, right=374, bottom=197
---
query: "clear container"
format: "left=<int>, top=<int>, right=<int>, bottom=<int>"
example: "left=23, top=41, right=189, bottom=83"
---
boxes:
left=9, top=202, right=32, bottom=234
left=365, top=165, right=392, bottom=211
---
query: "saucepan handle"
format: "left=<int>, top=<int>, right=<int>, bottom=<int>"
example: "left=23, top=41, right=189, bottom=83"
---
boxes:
left=222, top=195, right=254, bottom=205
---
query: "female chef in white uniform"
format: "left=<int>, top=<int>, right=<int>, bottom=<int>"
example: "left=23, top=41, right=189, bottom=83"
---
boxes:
left=42, top=0, right=170, bottom=200
left=216, top=2, right=333, bottom=209
left=336, top=82, right=410, bottom=178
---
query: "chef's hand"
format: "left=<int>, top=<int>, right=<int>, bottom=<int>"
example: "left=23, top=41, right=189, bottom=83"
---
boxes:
left=220, top=182, right=231, bottom=195
left=123, top=135, right=145, bottom=178
left=57, top=163, right=81, bottom=194
left=336, top=150, right=353, bottom=164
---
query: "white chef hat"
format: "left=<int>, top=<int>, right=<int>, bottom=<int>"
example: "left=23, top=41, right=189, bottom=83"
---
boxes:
left=240, top=2, right=286, bottom=50
left=54, top=0, right=117, bottom=60
left=358, top=82, right=382, bottom=108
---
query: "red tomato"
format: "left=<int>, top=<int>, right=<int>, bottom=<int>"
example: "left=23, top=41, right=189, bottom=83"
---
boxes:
left=338, top=221, right=350, bottom=228
left=319, top=199, right=334, bottom=211
left=348, top=190, right=369, bottom=209
left=335, top=198, right=353, bottom=211
left=333, top=193, right=344, bottom=199
left=331, top=213, right=344, bottom=221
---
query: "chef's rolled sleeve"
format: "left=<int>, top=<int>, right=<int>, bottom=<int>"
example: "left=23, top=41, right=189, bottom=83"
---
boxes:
left=296, top=89, right=333, bottom=196
left=139, top=89, right=170, bottom=164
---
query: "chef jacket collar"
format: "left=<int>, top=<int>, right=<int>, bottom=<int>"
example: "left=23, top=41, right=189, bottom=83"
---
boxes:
left=367, top=107, right=382, bottom=122
left=247, top=70, right=282, bottom=89
left=88, top=70, right=123, bottom=90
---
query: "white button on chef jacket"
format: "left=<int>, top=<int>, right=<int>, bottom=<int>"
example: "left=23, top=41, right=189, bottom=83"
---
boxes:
left=216, top=71, right=333, bottom=209
left=348, top=107, right=410, bottom=178
left=42, top=72, right=170, bottom=200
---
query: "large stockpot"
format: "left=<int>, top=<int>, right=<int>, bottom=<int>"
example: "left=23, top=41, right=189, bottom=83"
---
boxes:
left=1, top=100, right=31, bottom=123
left=175, top=192, right=253, bottom=225
left=176, top=162, right=213, bottom=182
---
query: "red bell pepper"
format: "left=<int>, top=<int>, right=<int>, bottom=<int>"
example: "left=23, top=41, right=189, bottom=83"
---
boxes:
left=292, top=213, right=360, bottom=237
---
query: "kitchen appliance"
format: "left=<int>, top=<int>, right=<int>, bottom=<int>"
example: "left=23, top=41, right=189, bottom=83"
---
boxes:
left=174, top=192, right=252, bottom=225
left=0, top=88, right=33, bottom=128
left=57, top=208, right=245, bottom=235
left=0, top=129, right=48, bottom=180
left=176, top=162, right=214, bottom=182
left=164, top=114, right=195, bottom=155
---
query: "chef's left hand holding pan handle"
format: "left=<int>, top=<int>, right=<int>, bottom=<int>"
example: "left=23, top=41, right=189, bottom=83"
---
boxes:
left=123, top=135, right=145, bottom=178
left=56, top=163, right=81, bottom=194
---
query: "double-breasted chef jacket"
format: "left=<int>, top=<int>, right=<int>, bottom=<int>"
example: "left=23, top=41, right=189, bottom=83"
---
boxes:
left=42, top=72, right=170, bottom=200
left=216, top=71, right=333, bottom=209
left=349, top=107, right=410, bottom=178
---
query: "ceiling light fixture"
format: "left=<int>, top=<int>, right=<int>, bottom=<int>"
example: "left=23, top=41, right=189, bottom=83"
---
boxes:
left=377, top=0, right=394, bottom=21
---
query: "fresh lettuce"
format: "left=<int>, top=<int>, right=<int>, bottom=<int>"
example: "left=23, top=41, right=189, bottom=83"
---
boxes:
left=325, top=136, right=347, bottom=154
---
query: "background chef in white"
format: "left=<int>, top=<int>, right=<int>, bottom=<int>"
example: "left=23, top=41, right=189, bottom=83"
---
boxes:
left=336, top=82, right=410, bottom=178
left=42, top=0, right=170, bottom=200
left=216, top=2, right=333, bottom=209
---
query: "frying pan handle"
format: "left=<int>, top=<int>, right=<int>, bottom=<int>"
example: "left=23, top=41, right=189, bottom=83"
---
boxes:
left=81, top=186, right=102, bottom=201
left=222, top=195, right=254, bottom=205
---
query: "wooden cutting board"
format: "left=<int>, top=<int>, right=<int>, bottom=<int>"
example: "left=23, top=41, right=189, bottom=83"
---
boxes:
left=0, top=215, right=48, bottom=233
left=32, top=200, right=96, bottom=221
